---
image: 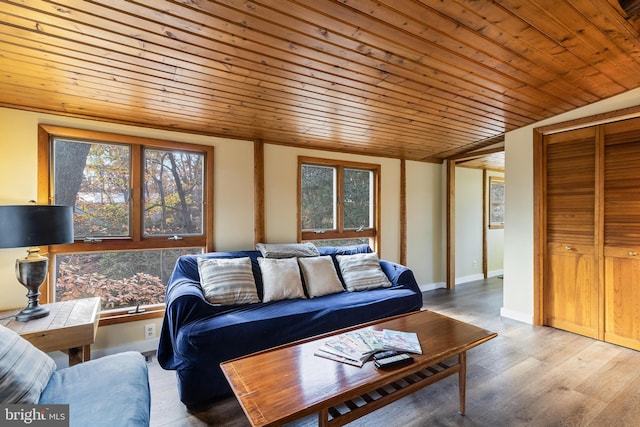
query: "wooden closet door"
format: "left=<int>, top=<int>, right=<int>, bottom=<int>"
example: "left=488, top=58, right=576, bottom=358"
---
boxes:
left=544, top=128, right=599, bottom=338
left=603, top=118, right=640, bottom=350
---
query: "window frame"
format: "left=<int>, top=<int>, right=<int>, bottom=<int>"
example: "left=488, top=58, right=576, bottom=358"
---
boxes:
left=38, top=125, right=214, bottom=325
left=488, top=175, right=505, bottom=229
left=298, top=156, right=381, bottom=250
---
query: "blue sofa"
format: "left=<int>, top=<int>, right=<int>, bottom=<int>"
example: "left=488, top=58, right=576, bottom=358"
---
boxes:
left=157, top=245, right=422, bottom=408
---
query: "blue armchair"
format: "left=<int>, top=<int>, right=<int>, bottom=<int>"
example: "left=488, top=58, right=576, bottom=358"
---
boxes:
left=1, top=324, right=150, bottom=427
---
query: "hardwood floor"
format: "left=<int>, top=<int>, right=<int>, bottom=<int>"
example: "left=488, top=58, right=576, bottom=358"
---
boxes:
left=148, top=278, right=640, bottom=426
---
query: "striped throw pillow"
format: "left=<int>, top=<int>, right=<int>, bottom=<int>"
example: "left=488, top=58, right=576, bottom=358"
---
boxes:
left=0, top=325, right=56, bottom=404
left=197, top=257, right=260, bottom=305
left=336, top=252, right=392, bottom=291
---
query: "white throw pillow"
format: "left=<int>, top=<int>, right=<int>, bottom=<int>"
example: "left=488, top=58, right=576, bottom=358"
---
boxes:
left=298, top=256, right=344, bottom=297
left=197, top=257, right=260, bottom=305
left=336, top=252, right=392, bottom=291
left=0, top=325, right=56, bottom=404
left=258, top=257, right=306, bottom=302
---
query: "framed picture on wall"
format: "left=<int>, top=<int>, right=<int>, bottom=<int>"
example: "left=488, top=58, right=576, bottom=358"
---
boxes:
left=489, top=176, right=504, bottom=229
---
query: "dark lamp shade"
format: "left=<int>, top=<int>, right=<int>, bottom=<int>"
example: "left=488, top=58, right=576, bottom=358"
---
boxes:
left=0, top=205, right=74, bottom=248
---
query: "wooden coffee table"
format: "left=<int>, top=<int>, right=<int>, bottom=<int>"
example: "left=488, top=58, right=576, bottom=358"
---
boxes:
left=221, top=310, right=497, bottom=427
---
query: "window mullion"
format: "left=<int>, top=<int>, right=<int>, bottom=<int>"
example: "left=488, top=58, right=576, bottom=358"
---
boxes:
left=131, top=145, right=142, bottom=242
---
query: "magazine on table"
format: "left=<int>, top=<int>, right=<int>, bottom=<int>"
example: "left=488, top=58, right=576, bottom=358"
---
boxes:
left=314, top=328, right=422, bottom=366
left=313, top=346, right=365, bottom=367
left=382, top=329, right=423, bottom=354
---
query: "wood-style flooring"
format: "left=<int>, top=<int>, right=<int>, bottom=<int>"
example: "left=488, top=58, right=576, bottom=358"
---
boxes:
left=148, top=278, right=640, bottom=426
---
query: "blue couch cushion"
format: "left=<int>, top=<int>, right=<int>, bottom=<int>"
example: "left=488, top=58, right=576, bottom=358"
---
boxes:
left=39, top=352, right=150, bottom=427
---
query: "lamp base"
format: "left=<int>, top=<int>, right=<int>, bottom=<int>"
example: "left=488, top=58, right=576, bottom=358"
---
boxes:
left=15, top=249, right=50, bottom=322
left=16, top=304, right=49, bottom=322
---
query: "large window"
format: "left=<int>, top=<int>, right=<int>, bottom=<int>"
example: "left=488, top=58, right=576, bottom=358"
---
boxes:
left=38, top=125, right=213, bottom=323
left=299, top=157, right=380, bottom=249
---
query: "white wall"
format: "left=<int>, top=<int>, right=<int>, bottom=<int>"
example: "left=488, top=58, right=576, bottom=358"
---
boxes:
left=454, top=168, right=505, bottom=284
left=406, top=161, right=444, bottom=288
left=0, top=107, right=445, bottom=355
left=502, top=87, right=640, bottom=323
left=455, top=168, right=484, bottom=282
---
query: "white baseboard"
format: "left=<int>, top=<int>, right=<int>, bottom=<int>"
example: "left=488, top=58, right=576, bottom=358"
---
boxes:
left=500, top=307, right=533, bottom=324
left=418, top=282, right=446, bottom=292
left=488, top=269, right=504, bottom=278
left=455, top=274, right=485, bottom=285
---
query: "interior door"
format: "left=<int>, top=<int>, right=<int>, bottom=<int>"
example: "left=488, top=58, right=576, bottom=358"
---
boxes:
left=603, top=119, right=640, bottom=350
left=543, top=127, right=599, bottom=338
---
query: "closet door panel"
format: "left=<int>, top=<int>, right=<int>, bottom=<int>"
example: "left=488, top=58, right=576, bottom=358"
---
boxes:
left=603, top=119, right=640, bottom=348
left=604, top=251, right=640, bottom=350
left=545, top=243, right=598, bottom=338
left=544, top=128, right=598, bottom=337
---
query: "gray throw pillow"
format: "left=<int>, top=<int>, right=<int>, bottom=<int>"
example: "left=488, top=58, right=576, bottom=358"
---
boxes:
left=256, top=242, right=320, bottom=258
left=197, top=257, right=260, bottom=305
left=0, top=324, right=56, bottom=403
left=336, top=252, right=392, bottom=291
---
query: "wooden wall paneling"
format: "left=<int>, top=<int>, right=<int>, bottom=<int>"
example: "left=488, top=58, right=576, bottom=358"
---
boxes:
left=533, top=129, right=544, bottom=326
left=3, top=1, right=640, bottom=162
left=400, top=159, right=406, bottom=266
left=254, top=140, right=265, bottom=245
left=447, top=160, right=456, bottom=290
left=482, top=169, right=488, bottom=279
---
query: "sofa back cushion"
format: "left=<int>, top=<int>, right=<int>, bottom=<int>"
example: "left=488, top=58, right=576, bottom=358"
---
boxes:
left=298, top=256, right=345, bottom=297
left=258, top=257, right=306, bottom=302
left=197, top=257, right=260, bottom=305
left=336, top=252, right=392, bottom=291
left=170, top=245, right=377, bottom=300
left=0, top=325, right=56, bottom=404
left=256, top=242, right=320, bottom=258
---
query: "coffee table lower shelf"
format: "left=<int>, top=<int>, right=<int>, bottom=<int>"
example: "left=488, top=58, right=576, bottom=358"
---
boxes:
left=321, top=354, right=464, bottom=427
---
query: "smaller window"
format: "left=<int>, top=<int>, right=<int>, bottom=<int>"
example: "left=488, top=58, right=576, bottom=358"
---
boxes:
left=489, top=176, right=505, bottom=229
left=299, top=157, right=380, bottom=249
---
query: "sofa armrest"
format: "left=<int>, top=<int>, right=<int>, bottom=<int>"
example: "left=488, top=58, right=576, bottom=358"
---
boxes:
left=379, top=260, right=421, bottom=293
left=158, top=278, right=235, bottom=370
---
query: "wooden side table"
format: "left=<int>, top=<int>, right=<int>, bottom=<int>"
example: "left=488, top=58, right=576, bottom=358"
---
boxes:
left=0, top=297, right=100, bottom=366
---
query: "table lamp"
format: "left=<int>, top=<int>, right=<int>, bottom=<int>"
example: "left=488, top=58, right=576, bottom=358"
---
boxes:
left=0, top=204, right=73, bottom=321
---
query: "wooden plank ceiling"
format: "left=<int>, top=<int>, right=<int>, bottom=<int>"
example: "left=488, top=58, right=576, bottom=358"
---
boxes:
left=1, top=0, right=640, bottom=162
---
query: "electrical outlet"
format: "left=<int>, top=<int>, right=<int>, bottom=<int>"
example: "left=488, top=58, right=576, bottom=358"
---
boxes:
left=144, top=323, right=156, bottom=340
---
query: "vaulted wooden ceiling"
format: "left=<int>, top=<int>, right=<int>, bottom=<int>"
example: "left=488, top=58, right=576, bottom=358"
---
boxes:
left=2, top=0, right=640, bottom=162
